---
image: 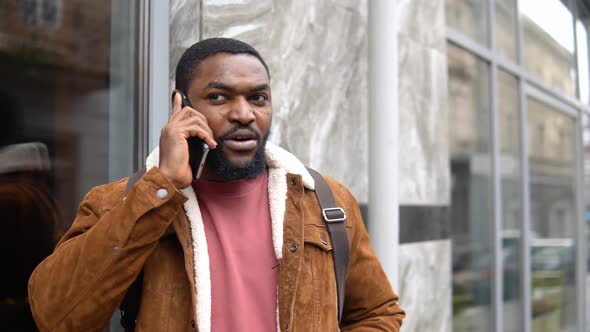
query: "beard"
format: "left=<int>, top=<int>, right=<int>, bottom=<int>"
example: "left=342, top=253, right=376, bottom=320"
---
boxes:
left=207, top=127, right=269, bottom=182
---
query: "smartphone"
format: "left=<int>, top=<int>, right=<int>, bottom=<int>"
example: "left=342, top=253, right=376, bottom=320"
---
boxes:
left=177, top=90, right=210, bottom=180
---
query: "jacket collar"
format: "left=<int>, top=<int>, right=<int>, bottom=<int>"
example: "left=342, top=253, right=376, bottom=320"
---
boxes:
left=144, top=141, right=311, bottom=332
left=144, top=141, right=315, bottom=190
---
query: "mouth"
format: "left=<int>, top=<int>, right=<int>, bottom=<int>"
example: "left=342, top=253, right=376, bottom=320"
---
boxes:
left=222, top=129, right=259, bottom=151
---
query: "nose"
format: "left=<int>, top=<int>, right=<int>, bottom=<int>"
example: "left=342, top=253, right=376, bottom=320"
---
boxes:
left=228, top=96, right=255, bottom=125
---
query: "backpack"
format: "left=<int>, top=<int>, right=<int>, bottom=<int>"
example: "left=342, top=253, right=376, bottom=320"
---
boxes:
left=119, top=167, right=349, bottom=330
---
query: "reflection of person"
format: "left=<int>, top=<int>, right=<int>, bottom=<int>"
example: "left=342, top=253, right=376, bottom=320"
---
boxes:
left=28, top=38, right=404, bottom=331
left=0, top=142, right=60, bottom=331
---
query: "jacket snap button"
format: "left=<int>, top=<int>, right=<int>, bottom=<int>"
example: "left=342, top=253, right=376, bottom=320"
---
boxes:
left=290, top=178, right=297, bottom=186
left=112, top=246, right=121, bottom=254
left=156, top=188, right=168, bottom=200
left=289, top=244, right=298, bottom=253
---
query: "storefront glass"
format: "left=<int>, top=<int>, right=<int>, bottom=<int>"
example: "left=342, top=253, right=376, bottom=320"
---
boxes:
left=448, top=43, right=494, bottom=332
left=577, top=7, right=590, bottom=104
left=446, top=0, right=489, bottom=46
left=527, top=97, right=578, bottom=331
left=498, top=70, right=522, bottom=332
left=520, top=0, right=577, bottom=97
left=495, top=0, right=517, bottom=62
left=0, top=1, right=142, bottom=329
left=448, top=0, right=589, bottom=330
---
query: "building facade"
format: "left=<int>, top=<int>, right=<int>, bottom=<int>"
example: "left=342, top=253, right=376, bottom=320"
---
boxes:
left=2, top=0, right=590, bottom=331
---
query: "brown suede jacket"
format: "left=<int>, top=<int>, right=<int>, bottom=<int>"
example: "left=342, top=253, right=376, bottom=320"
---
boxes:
left=28, top=143, right=404, bottom=331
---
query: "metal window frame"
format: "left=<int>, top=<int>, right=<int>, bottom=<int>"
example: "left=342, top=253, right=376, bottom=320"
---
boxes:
left=148, top=0, right=170, bottom=152
left=447, top=0, right=589, bottom=331
left=487, top=1, right=504, bottom=331
left=134, top=0, right=170, bottom=165
left=136, top=0, right=150, bottom=169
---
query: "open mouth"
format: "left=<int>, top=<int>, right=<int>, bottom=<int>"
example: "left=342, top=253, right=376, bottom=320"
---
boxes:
left=223, top=129, right=259, bottom=151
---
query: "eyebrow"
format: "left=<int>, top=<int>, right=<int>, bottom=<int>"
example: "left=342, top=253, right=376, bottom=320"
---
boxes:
left=249, top=83, right=270, bottom=92
left=206, top=82, right=235, bottom=92
left=205, top=82, right=270, bottom=93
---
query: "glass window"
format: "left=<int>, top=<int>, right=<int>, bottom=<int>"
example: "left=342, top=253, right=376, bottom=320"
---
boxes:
left=0, top=1, right=142, bottom=330
left=527, top=98, right=577, bottom=332
left=495, top=0, right=518, bottom=62
left=448, top=43, right=493, bottom=332
left=577, top=6, right=590, bottom=104
left=498, top=71, right=522, bottom=331
left=520, top=0, right=577, bottom=97
left=446, top=0, right=489, bottom=46
left=584, top=113, right=590, bottom=332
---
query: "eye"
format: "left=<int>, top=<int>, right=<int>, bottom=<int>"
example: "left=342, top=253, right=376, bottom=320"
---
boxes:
left=249, top=94, right=269, bottom=105
left=208, top=94, right=227, bottom=102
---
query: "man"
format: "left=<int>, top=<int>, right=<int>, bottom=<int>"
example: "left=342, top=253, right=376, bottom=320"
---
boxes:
left=28, top=38, right=404, bottom=331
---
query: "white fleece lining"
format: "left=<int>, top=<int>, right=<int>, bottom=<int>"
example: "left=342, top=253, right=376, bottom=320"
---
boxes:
left=145, top=142, right=314, bottom=332
left=267, top=167, right=287, bottom=261
left=267, top=167, right=287, bottom=332
left=180, top=186, right=211, bottom=332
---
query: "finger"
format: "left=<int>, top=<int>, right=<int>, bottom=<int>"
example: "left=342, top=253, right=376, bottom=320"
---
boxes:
left=170, top=107, right=202, bottom=123
left=181, top=124, right=218, bottom=148
left=171, top=90, right=182, bottom=115
left=176, top=112, right=209, bottom=128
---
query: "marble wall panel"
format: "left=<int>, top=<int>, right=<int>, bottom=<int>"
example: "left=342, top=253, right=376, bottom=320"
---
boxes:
left=396, top=0, right=446, bottom=51
left=398, top=34, right=450, bottom=205
left=399, top=239, right=452, bottom=332
left=396, top=0, right=450, bottom=205
left=195, top=0, right=369, bottom=202
left=170, top=0, right=202, bottom=95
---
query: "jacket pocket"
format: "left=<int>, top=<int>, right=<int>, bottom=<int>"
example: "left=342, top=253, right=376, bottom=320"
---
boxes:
left=293, top=225, right=338, bottom=332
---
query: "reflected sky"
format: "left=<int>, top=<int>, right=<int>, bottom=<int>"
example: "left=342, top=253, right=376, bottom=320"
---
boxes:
left=519, top=0, right=574, bottom=53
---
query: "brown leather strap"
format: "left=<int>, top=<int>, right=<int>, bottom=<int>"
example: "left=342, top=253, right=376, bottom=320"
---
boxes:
left=120, top=167, right=146, bottom=331
left=306, top=167, right=349, bottom=323
left=125, top=167, right=146, bottom=194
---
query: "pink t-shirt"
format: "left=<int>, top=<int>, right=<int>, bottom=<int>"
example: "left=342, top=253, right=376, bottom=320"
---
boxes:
left=193, top=170, right=278, bottom=332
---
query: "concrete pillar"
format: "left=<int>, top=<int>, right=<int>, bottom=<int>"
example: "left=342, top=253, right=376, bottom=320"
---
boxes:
left=368, top=0, right=399, bottom=288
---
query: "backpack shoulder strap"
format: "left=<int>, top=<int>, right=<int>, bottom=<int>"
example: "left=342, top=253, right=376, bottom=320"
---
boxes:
left=120, top=167, right=146, bottom=331
left=306, top=167, right=350, bottom=323
left=125, top=167, right=146, bottom=194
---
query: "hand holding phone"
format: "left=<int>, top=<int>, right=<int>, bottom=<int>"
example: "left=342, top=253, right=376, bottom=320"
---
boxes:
left=178, top=90, right=210, bottom=180
left=158, top=91, right=216, bottom=188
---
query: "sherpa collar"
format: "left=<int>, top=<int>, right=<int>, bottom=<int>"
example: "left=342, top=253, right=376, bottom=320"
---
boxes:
left=144, top=141, right=313, bottom=332
left=145, top=141, right=315, bottom=190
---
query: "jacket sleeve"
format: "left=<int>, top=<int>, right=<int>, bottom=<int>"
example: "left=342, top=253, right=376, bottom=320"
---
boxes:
left=334, top=182, right=405, bottom=331
left=28, top=167, right=187, bottom=332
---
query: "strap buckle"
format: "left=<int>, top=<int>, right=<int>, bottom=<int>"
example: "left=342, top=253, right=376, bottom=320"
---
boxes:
left=322, top=207, right=347, bottom=223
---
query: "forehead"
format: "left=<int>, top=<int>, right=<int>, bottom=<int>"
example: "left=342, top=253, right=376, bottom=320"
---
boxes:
left=191, top=53, right=269, bottom=87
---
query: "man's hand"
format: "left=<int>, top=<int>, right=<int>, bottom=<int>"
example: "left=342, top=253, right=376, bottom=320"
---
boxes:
left=158, top=92, right=217, bottom=188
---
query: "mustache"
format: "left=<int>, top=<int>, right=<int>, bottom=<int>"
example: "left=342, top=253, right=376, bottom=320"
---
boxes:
left=218, top=125, right=261, bottom=141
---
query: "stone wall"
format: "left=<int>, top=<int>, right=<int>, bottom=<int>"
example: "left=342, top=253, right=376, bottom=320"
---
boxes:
left=172, top=0, right=369, bottom=202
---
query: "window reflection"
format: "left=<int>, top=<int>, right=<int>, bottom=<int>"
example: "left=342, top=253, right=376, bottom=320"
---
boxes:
left=446, top=0, right=489, bottom=46
left=527, top=98, right=577, bottom=331
left=495, top=0, right=517, bottom=62
left=0, top=1, right=140, bottom=330
left=498, top=71, right=522, bottom=332
left=448, top=43, right=493, bottom=332
left=584, top=114, right=590, bottom=331
left=577, top=7, right=590, bottom=104
left=520, top=0, right=577, bottom=96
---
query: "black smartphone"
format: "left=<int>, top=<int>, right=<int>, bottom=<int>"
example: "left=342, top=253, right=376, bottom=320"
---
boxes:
left=176, top=90, right=210, bottom=180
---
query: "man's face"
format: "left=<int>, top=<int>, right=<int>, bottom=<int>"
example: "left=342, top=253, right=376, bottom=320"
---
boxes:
left=186, top=53, right=272, bottom=181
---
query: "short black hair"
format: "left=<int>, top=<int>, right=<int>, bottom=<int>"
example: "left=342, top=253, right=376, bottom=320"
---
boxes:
left=175, top=38, right=270, bottom=93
